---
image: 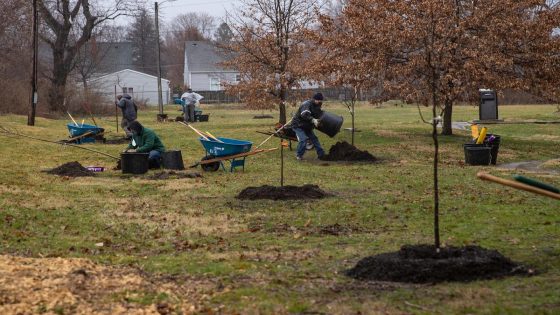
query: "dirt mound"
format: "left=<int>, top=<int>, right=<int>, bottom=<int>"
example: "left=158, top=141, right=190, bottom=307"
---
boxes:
left=320, top=141, right=377, bottom=162
left=145, top=171, right=202, bottom=180
left=237, top=184, right=330, bottom=200
left=103, top=138, right=130, bottom=145
left=46, top=161, right=95, bottom=177
left=0, top=254, right=211, bottom=314
left=346, top=245, right=531, bottom=283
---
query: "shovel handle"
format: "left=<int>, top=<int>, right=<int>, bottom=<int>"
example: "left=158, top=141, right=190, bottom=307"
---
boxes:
left=477, top=172, right=560, bottom=200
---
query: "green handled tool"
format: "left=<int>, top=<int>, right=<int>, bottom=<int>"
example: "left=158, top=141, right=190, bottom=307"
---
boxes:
left=513, top=174, right=560, bottom=194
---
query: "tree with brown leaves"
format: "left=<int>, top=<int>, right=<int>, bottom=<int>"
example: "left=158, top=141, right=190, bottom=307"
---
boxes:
left=324, top=0, right=560, bottom=248
left=221, top=0, right=321, bottom=124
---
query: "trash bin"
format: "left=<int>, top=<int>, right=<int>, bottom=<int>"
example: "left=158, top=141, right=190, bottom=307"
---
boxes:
left=484, top=134, right=501, bottom=165
left=121, top=152, right=149, bottom=174
left=463, top=144, right=492, bottom=166
left=162, top=150, right=185, bottom=170
left=479, top=89, right=499, bottom=120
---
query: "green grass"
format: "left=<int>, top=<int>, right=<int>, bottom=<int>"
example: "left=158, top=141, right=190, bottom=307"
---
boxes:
left=1, top=103, right=559, bottom=314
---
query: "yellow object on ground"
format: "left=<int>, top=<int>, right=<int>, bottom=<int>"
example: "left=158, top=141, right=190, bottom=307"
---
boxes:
left=471, top=124, right=479, bottom=140
left=476, top=127, right=488, bottom=144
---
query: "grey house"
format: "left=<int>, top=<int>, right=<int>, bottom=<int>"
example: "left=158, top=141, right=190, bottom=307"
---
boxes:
left=183, top=41, right=239, bottom=91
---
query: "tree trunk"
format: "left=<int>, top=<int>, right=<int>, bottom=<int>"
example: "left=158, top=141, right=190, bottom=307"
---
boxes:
left=442, top=99, right=453, bottom=135
left=278, top=85, right=288, bottom=124
left=432, top=96, right=440, bottom=249
left=48, top=75, right=68, bottom=112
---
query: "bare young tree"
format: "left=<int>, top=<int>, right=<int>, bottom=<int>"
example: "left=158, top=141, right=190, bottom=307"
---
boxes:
left=222, top=0, right=322, bottom=124
left=38, top=0, right=132, bottom=112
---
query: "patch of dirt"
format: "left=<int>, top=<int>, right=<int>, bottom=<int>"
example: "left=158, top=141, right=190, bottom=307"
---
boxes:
left=0, top=254, right=214, bottom=314
left=144, top=171, right=203, bottom=180
left=103, top=138, right=130, bottom=145
left=320, top=141, right=377, bottom=162
left=46, top=161, right=95, bottom=177
left=236, top=184, right=331, bottom=200
left=253, top=115, right=274, bottom=119
left=346, top=244, right=532, bottom=283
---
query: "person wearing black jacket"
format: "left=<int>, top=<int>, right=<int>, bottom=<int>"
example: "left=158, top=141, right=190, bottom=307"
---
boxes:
left=291, top=92, right=326, bottom=160
left=116, top=93, right=137, bottom=138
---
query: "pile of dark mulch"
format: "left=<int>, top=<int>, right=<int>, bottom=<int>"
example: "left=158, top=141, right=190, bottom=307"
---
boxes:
left=346, top=244, right=531, bottom=283
left=175, top=116, right=184, bottom=122
left=145, top=171, right=202, bottom=180
left=253, top=115, right=274, bottom=119
left=45, top=161, right=95, bottom=177
left=320, top=141, right=377, bottom=162
left=104, top=138, right=130, bottom=145
left=237, top=184, right=331, bottom=200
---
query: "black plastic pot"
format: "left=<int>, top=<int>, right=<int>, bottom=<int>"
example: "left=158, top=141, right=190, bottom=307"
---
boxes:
left=317, top=111, right=344, bottom=138
left=121, top=152, right=149, bottom=174
left=484, top=134, right=501, bottom=165
left=162, top=150, right=185, bottom=170
left=463, top=144, right=491, bottom=166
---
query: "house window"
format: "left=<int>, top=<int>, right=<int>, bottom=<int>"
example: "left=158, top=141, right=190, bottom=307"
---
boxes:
left=122, top=87, right=133, bottom=94
left=235, top=74, right=241, bottom=82
left=210, top=78, right=221, bottom=91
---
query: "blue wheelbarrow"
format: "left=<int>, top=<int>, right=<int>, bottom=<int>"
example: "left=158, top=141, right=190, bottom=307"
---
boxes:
left=195, top=137, right=276, bottom=172
left=66, top=123, right=105, bottom=144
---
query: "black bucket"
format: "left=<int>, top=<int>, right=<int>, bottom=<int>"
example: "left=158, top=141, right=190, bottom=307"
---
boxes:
left=197, top=114, right=209, bottom=122
left=463, top=144, right=491, bottom=166
left=162, top=150, right=185, bottom=170
left=121, top=152, right=149, bottom=174
left=317, top=111, right=344, bottom=138
left=484, top=134, right=501, bottom=165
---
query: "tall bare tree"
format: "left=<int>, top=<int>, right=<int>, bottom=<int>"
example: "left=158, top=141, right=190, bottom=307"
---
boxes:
left=222, top=0, right=321, bottom=124
left=38, top=0, right=130, bottom=111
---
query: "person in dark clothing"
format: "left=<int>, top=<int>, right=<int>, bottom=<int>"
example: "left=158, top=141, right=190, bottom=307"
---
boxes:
left=125, top=121, right=166, bottom=169
left=116, top=93, right=137, bottom=138
left=180, top=88, right=203, bottom=122
left=291, top=92, right=325, bottom=160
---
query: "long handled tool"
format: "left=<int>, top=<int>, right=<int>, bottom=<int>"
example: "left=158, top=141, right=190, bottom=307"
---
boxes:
left=178, top=121, right=209, bottom=140
left=255, top=117, right=293, bottom=150
left=477, top=172, right=560, bottom=200
left=0, top=126, right=119, bottom=160
left=205, top=131, right=224, bottom=143
left=67, top=111, right=79, bottom=126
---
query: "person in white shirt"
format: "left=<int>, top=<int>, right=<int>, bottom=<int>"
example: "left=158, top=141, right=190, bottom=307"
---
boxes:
left=180, top=88, right=204, bottom=122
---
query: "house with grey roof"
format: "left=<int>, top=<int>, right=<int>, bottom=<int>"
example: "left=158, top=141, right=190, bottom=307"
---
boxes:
left=183, top=41, right=239, bottom=91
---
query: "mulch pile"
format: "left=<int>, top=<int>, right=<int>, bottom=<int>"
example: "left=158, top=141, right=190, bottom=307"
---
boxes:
left=346, top=244, right=531, bottom=283
left=237, top=184, right=331, bottom=200
left=46, top=161, right=95, bottom=177
left=320, top=141, right=377, bottom=162
left=145, top=171, right=202, bottom=180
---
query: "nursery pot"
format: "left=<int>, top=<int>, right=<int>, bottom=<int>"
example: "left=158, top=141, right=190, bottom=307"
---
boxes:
left=121, top=152, right=149, bottom=174
left=463, top=144, right=492, bottom=166
left=317, top=111, right=344, bottom=138
left=162, top=150, right=185, bottom=170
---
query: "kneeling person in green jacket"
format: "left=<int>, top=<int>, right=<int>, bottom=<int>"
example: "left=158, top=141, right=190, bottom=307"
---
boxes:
left=125, top=121, right=166, bottom=168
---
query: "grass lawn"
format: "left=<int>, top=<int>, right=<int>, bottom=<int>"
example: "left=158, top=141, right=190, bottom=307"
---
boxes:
left=0, top=103, right=559, bottom=314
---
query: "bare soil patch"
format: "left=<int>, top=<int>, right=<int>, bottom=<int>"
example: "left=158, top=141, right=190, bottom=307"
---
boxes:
left=346, top=245, right=531, bottom=283
left=320, top=141, right=377, bottom=162
left=236, top=184, right=331, bottom=200
left=103, top=138, right=130, bottom=145
left=253, top=115, right=274, bottom=119
left=46, top=161, right=95, bottom=177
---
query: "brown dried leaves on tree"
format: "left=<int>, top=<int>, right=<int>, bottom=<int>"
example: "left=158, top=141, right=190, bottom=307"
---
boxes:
left=221, top=0, right=321, bottom=123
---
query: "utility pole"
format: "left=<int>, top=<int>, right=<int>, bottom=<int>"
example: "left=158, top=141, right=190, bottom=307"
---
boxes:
left=155, top=1, right=166, bottom=122
left=28, top=0, right=39, bottom=126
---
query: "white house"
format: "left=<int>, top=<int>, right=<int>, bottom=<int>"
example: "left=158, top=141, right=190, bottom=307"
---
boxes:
left=88, top=69, right=171, bottom=105
left=183, top=41, right=239, bottom=91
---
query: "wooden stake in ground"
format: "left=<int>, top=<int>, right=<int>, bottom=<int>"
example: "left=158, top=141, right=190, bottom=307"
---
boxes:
left=114, top=85, right=119, bottom=133
left=477, top=172, right=560, bottom=200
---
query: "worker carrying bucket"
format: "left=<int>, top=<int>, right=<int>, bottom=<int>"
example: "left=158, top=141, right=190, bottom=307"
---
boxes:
left=290, top=92, right=343, bottom=160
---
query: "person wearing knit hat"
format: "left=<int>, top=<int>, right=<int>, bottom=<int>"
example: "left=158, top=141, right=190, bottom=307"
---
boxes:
left=290, top=92, right=326, bottom=160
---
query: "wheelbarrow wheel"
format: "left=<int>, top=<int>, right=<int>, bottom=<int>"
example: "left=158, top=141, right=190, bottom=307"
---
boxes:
left=201, top=155, right=220, bottom=172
